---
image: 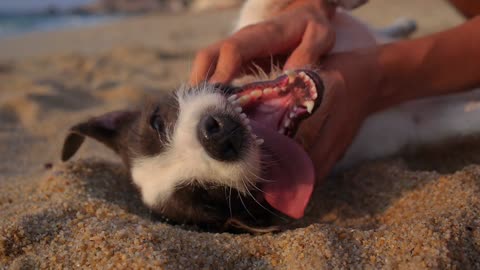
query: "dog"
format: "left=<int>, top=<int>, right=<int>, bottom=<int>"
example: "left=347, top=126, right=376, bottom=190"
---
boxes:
left=62, top=0, right=480, bottom=233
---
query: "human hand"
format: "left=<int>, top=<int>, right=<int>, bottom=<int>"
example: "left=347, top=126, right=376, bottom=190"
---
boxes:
left=189, top=0, right=336, bottom=85
left=295, top=47, right=382, bottom=180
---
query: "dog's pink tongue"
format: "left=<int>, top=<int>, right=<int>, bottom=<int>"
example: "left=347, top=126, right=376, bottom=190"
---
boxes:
left=250, top=121, right=315, bottom=219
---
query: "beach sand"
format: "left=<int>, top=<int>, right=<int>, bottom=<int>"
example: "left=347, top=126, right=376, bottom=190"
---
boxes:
left=1, top=0, right=479, bottom=269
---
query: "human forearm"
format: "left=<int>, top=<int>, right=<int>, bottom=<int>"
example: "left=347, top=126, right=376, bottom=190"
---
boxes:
left=448, top=0, right=480, bottom=18
left=375, top=16, right=480, bottom=112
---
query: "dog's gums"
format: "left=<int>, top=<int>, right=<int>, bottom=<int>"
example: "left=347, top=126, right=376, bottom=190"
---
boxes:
left=229, top=70, right=323, bottom=138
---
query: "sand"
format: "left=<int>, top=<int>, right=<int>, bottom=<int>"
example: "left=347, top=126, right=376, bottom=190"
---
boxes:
left=1, top=0, right=479, bottom=269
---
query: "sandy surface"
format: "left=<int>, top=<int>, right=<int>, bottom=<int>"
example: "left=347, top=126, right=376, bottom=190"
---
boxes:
left=1, top=0, right=480, bottom=269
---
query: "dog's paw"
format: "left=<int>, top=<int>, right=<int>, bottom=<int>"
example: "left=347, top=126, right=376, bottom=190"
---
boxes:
left=380, top=18, right=418, bottom=39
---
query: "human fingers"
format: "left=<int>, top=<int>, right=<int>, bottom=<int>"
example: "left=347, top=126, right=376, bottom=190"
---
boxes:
left=208, top=20, right=308, bottom=83
left=189, top=43, right=221, bottom=85
left=283, top=20, right=335, bottom=70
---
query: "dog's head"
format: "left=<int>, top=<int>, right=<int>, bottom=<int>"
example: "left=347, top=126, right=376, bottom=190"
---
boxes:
left=62, top=70, right=323, bottom=233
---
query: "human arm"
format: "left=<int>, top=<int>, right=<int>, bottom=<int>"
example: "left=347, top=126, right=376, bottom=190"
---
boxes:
left=296, top=16, right=480, bottom=179
left=448, top=0, right=480, bottom=18
left=373, top=16, right=480, bottom=112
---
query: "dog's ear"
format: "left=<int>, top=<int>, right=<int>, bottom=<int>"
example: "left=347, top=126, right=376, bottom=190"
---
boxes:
left=61, top=110, right=139, bottom=161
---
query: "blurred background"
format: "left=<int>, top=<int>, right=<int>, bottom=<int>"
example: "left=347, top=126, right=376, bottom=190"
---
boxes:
left=0, top=0, right=239, bottom=39
left=0, top=0, right=468, bottom=61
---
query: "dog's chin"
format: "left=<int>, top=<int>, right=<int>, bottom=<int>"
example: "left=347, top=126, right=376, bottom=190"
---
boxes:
left=149, top=181, right=283, bottom=233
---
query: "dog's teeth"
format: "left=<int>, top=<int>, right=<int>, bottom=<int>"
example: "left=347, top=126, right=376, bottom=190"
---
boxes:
left=285, top=70, right=295, bottom=76
left=301, top=73, right=316, bottom=87
left=246, top=125, right=252, bottom=131
left=293, top=106, right=298, bottom=112
left=240, top=113, right=247, bottom=119
left=227, top=94, right=237, bottom=102
left=274, top=86, right=286, bottom=93
left=303, top=101, right=314, bottom=114
left=285, top=70, right=296, bottom=83
left=251, top=90, right=262, bottom=98
left=300, top=72, right=310, bottom=81
left=263, top=88, right=273, bottom=95
left=289, top=112, right=295, bottom=119
left=238, top=95, right=250, bottom=106
left=301, top=75, right=319, bottom=100
left=243, top=118, right=250, bottom=124
left=279, top=128, right=285, bottom=134
left=284, top=119, right=291, bottom=127
left=255, top=138, right=264, bottom=145
left=235, top=107, right=242, bottom=113
left=304, top=80, right=314, bottom=90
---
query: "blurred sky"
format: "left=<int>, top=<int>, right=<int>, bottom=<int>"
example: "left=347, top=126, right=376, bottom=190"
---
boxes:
left=0, top=0, right=95, bottom=12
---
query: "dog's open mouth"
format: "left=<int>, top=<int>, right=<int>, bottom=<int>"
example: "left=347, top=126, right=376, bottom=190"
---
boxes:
left=227, top=70, right=324, bottom=219
left=229, top=70, right=323, bottom=137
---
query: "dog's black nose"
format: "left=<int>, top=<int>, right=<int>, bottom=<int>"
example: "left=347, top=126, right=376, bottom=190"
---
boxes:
left=197, top=114, right=245, bottom=161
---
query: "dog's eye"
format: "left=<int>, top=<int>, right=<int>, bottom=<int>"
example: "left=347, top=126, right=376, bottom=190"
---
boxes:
left=150, top=115, right=164, bottom=132
left=149, top=108, right=164, bottom=133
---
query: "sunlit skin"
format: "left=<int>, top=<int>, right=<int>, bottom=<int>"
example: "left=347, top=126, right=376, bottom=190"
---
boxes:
left=190, top=0, right=480, bottom=183
left=189, top=0, right=336, bottom=84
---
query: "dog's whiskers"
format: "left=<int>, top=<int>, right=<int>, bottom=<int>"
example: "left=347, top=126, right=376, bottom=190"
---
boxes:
left=228, top=186, right=233, bottom=219
left=241, top=179, right=287, bottom=221
left=237, top=189, right=256, bottom=221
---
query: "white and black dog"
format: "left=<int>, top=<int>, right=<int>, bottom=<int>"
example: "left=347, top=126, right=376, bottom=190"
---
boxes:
left=62, top=0, right=480, bottom=232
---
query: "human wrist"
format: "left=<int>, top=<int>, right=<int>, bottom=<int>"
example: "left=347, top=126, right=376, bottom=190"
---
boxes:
left=374, top=35, right=438, bottom=113
left=376, top=17, right=480, bottom=111
left=371, top=43, right=396, bottom=113
left=321, top=47, right=384, bottom=116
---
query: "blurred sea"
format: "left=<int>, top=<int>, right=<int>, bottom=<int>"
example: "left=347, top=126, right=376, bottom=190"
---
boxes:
left=0, top=13, right=120, bottom=38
